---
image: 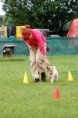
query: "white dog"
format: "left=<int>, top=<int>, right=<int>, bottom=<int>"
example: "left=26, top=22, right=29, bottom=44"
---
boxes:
left=47, top=66, right=58, bottom=83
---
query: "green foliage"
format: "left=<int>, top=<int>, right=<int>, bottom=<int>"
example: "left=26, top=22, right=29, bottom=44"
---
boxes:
left=0, top=55, right=78, bottom=118
left=0, top=15, right=4, bottom=25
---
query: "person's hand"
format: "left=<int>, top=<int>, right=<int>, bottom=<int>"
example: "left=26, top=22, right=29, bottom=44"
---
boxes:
left=44, top=59, right=50, bottom=66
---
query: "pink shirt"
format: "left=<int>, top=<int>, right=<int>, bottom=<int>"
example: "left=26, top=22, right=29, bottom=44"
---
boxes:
left=23, top=29, right=46, bottom=55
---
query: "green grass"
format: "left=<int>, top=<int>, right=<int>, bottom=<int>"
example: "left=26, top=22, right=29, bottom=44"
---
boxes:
left=0, top=55, right=78, bottom=118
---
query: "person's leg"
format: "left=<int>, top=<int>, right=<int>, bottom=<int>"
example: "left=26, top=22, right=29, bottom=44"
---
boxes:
left=29, top=46, right=40, bottom=82
left=36, top=43, right=47, bottom=82
left=36, top=50, right=45, bottom=73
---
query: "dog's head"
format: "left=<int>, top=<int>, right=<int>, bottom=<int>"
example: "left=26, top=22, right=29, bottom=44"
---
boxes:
left=47, top=66, right=57, bottom=74
left=47, top=65, right=53, bottom=74
left=47, top=65, right=56, bottom=70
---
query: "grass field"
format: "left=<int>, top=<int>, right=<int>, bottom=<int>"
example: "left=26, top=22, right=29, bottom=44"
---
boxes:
left=0, top=55, right=78, bottom=118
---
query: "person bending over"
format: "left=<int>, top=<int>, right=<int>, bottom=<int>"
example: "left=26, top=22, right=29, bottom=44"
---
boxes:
left=22, top=25, right=50, bottom=83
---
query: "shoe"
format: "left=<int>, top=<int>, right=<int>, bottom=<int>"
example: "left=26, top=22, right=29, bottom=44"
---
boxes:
left=34, top=78, right=40, bottom=83
left=41, top=72, right=46, bottom=82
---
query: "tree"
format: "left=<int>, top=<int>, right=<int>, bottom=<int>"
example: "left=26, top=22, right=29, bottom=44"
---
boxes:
left=1, top=0, right=78, bottom=34
left=0, top=15, right=4, bottom=26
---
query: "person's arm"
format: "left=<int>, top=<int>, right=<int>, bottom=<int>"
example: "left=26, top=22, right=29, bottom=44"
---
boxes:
left=43, top=55, right=50, bottom=66
left=34, top=30, right=46, bottom=55
left=34, top=30, right=50, bottom=66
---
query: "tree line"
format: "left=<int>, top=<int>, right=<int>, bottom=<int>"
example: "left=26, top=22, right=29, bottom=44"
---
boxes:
left=0, top=0, right=78, bottom=35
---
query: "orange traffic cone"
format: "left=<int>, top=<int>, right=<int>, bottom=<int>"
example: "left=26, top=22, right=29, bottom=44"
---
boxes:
left=53, top=87, right=60, bottom=100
